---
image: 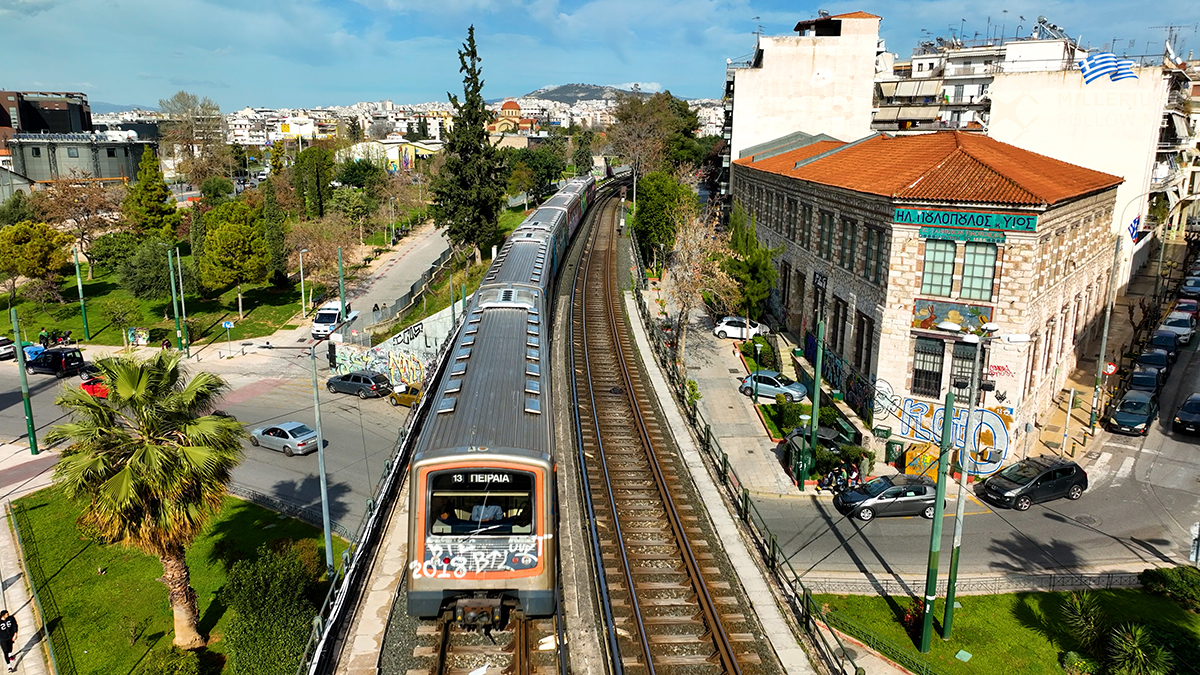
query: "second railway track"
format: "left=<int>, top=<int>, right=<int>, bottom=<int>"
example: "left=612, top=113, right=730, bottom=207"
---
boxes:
left=569, top=193, right=763, bottom=675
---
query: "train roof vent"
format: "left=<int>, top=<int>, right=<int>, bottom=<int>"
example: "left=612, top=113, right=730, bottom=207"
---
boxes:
left=526, top=347, right=539, bottom=361
left=466, top=325, right=478, bottom=336
left=437, top=397, right=456, bottom=414
left=524, top=396, right=541, bottom=414
left=527, top=336, right=540, bottom=348
left=525, top=379, right=541, bottom=395
left=445, top=378, right=462, bottom=394
left=526, top=362, right=540, bottom=377
left=502, top=289, right=515, bottom=302
left=527, top=325, right=538, bottom=336
left=451, top=361, right=467, bottom=376
left=456, top=347, right=472, bottom=361
left=527, top=314, right=539, bottom=326
left=462, top=334, right=475, bottom=347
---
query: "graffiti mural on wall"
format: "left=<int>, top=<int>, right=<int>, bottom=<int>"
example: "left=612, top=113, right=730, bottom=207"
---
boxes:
left=873, top=377, right=1014, bottom=476
left=803, top=331, right=875, bottom=427
left=911, top=299, right=993, bottom=331
left=334, top=343, right=426, bottom=386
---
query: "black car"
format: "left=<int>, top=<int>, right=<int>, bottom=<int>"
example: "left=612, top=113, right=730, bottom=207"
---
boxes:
left=326, top=370, right=393, bottom=399
left=1127, top=365, right=1165, bottom=394
left=980, top=456, right=1088, bottom=511
left=1148, top=330, right=1181, bottom=362
left=1135, top=348, right=1172, bottom=377
left=1172, top=393, right=1200, bottom=434
left=24, top=347, right=85, bottom=378
left=1107, top=389, right=1159, bottom=436
left=833, top=474, right=938, bottom=521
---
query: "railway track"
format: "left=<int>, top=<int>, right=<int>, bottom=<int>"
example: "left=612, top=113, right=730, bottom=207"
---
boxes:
left=410, top=609, right=555, bottom=675
left=569, top=194, right=757, bottom=675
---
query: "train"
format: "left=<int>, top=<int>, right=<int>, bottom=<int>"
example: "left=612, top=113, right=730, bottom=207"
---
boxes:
left=406, top=175, right=597, bottom=623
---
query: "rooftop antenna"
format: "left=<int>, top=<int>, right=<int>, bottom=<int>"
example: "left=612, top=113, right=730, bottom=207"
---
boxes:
left=1149, top=24, right=1197, bottom=53
left=752, top=16, right=763, bottom=37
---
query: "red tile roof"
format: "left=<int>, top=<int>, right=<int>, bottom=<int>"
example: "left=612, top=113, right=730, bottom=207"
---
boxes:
left=734, top=131, right=1122, bottom=206
left=828, top=11, right=881, bottom=19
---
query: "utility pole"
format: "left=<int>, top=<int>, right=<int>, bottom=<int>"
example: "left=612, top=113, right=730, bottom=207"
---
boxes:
left=808, top=320, right=825, bottom=459
left=920, top=390, right=956, bottom=653
left=10, top=308, right=38, bottom=456
left=175, top=247, right=190, bottom=357
left=74, top=247, right=90, bottom=340
left=337, top=246, right=347, bottom=320
left=166, top=249, right=183, bottom=350
left=944, top=345, right=982, bottom=637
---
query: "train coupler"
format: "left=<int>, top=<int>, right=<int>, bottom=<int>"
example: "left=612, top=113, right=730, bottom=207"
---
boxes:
left=454, top=597, right=503, bottom=629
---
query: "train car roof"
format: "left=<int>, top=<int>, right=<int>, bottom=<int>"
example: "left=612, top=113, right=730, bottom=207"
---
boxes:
left=541, top=193, right=576, bottom=209
left=488, top=230, right=551, bottom=286
left=412, top=284, right=553, bottom=461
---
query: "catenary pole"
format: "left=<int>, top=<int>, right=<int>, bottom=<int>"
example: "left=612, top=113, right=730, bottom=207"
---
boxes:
left=1089, top=234, right=1123, bottom=433
left=10, top=308, right=39, bottom=455
left=943, top=341, right=983, bottom=637
left=74, top=247, right=90, bottom=340
left=920, top=390, right=956, bottom=653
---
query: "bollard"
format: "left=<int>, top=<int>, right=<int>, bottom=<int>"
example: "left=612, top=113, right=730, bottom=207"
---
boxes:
left=720, top=452, right=729, bottom=484
left=740, top=488, right=750, bottom=523
left=769, top=534, right=778, bottom=571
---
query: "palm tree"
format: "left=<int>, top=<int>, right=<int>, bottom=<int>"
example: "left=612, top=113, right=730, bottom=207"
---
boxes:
left=48, top=351, right=245, bottom=649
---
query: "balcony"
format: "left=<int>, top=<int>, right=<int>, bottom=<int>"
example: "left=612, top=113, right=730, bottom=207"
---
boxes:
left=944, top=95, right=991, bottom=106
left=1150, top=167, right=1183, bottom=191
left=944, top=63, right=1000, bottom=77
left=1167, top=90, right=1190, bottom=111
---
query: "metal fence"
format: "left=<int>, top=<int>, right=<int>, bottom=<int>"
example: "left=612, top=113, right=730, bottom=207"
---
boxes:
left=342, top=246, right=454, bottom=346
left=8, top=502, right=78, bottom=675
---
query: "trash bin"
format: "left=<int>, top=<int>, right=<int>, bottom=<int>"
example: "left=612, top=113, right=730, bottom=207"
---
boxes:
left=886, top=440, right=905, bottom=463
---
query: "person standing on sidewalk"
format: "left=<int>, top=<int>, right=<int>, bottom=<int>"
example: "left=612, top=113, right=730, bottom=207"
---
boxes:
left=0, top=609, right=18, bottom=671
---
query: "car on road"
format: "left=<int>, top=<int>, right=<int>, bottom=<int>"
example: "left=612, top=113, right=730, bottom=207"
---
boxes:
left=1127, top=365, right=1165, bottom=394
left=0, top=337, right=14, bottom=361
left=1180, top=277, right=1200, bottom=298
left=1174, top=298, right=1199, bottom=318
left=1157, top=311, right=1196, bottom=345
left=79, top=376, right=109, bottom=399
left=326, top=370, right=392, bottom=399
left=386, top=382, right=423, bottom=407
left=1106, top=389, right=1159, bottom=436
left=1148, top=330, right=1181, bottom=362
left=738, top=370, right=807, bottom=402
left=979, top=456, right=1088, bottom=511
left=1172, top=393, right=1200, bottom=434
left=834, top=474, right=939, bottom=521
left=249, top=421, right=319, bottom=457
left=713, top=316, right=769, bottom=340
left=24, top=347, right=85, bottom=378
left=1135, top=348, right=1172, bottom=377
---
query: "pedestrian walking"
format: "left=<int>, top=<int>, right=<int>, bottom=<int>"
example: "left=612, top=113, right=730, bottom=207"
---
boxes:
left=0, top=609, right=18, bottom=671
left=161, top=339, right=172, bottom=351
left=37, top=328, right=48, bottom=348
left=372, top=302, right=380, bottom=313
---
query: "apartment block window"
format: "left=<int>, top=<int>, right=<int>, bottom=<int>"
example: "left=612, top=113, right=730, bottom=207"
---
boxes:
left=921, top=239, right=956, bottom=297
left=106, top=148, right=116, bottom=158
left=30, top=147, right=41, bottom=157
left=912, top=338, right=945, bottom=398
left=67, top=147, right=79, bottom=158
left=873, top=232, right=887, bottom=283
left=801, top=204, right=813, bottom=249
left=864, top=229, right=877, bottom=280
left=786, top=199, right=797, bottom=241
left=840, top=219, right=857, bottom=271
left=950, top=343, right=987, bottom=403
left=819, top=212, right=834, bottom=259
left=854, top=312, right=875, bottom=372
left=831, top=297, right=848, bottom=353
left=961, top=242, right=998, bottom=301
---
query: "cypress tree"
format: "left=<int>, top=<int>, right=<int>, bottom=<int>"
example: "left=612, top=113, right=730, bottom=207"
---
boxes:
left=429, top=26, right=506, bottom=261
left=261, top=179, right=288, bottom=287
left=122, top=148, right=182, bottom=236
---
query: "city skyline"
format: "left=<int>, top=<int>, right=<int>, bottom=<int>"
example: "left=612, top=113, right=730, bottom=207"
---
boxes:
left=1, top=0, right=1196, bottom=110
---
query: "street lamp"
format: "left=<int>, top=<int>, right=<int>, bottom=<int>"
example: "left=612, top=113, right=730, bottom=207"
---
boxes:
left=934, top=320, right=1030, bottom=638
left=753, top=341, right=762, bottom=400
left=299, top=248, right=310, bottom=318
left=388, top=197, right=396, bottom=245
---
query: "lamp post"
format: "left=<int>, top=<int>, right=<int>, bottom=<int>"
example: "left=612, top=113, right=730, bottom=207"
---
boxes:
left=808, top=319, right=825, bottom=464
left=165, top=248, right=183, bottom=350
left=10, top=308, right=38, bottom=456
left=920, top=389, right=955, bottom=653
left=753, top=342, right=762, bottom=400
left=299, top=248, right=309, bottom=318
left=73, top=247, right=90, bottom=340
left=175, top=246, right=190, bottom=358
left=934, top=321, right=1030, bottom=638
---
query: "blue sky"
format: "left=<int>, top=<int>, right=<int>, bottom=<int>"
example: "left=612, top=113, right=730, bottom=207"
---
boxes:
left=0, top=0, right=1195, bottom=110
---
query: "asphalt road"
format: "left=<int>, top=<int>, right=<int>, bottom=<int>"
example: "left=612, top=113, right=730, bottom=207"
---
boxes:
left=756, top=339, right=1200, bottom=578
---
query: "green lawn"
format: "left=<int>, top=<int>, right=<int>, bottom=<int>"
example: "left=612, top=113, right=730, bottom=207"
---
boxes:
left=3, top=263, right=304, bottom=348
left=14, top=486, right=348, bottom=674
left=816, top=589, right=1200, bottom=675
left=498, top=206, right=531, bottom=238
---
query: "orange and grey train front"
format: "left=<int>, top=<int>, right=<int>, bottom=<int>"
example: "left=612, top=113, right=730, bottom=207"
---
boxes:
left=406, top=452, right=556, bottom=620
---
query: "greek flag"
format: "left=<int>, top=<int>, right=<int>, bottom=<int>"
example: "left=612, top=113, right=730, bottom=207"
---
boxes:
left=1128, top=215, right=1140, bottom=241
left=1079, top=52, right=1119, bottom=83
left=1111, top=59, right=1138, bottom=81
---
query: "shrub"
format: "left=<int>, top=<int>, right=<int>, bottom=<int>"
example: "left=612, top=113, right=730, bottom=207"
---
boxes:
left=1060, top=650, right=1101, bottom=675
left=818, top=404, right=841, bottom=428
left=1139, top=565, right=1200, bottom=611
left=221, top=542, right=321, bottom=675
left=139, top=646, right=201, bottom=675
left=1107, top=623, right=1173, bottom=675
left=897, top=596, right=923, bottom=637
left=1060, top=590, right=1107, bottom=655
left=685, top=379, right=702, bottom=407
left=90, top=231, right=143, bottom=275
left=739, top=336, right=776, bottom=370
left=774, top=394, right=805, bottom=431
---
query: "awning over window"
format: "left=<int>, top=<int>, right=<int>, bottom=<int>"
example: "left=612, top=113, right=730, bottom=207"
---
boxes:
left=1170, top=112, right=1190, bottom=139
left=895, top=81, right=919, bottom=97
left=916, top=80, right=944, bottom=97
left=877, top=81, right=898, bottom=97
left=874, top=107, right=900, bottom=121
left=899, top=106, right=941, bottom=120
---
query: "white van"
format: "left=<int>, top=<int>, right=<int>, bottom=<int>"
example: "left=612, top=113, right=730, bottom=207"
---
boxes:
left=311, top=301, right=349, bottom=339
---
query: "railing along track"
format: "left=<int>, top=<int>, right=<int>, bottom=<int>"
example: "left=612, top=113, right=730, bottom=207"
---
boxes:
left=570, top=195, right=745, bottom=675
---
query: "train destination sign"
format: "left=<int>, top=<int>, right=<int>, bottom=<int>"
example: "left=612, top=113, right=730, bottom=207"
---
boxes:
left=895, top=208, right=1037, bottom=232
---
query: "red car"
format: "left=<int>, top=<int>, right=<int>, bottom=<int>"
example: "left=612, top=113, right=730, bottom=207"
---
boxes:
left=80, top=377, right=109, bottom=399
left=1175, top=299, right=1199, bottom=318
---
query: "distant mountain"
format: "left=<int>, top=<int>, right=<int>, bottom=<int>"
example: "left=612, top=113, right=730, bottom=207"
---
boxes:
left=91, top=101, right=158, bottom=114
left=522, top=84, right=644, bottom=103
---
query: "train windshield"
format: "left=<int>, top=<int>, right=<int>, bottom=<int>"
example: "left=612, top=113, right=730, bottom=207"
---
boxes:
left=429, top=469, right=535, bottom=536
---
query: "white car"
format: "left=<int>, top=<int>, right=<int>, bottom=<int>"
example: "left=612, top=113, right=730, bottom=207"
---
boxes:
left=1158, top=311, right=1196, bottom=345
left=0, top=337, right=14, bottom=361
left=713, top=316, right=770, bottom=340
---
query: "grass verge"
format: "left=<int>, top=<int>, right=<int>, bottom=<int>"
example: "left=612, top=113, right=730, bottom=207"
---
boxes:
left=816, top=589, right=1200, bottom=675
left=14, top=486, right=348, bottom=674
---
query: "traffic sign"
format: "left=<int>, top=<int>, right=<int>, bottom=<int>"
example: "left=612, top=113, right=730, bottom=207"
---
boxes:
left=1103, top=362, right=1117, bottom=375
left=222, top=321, right=234, bottom=329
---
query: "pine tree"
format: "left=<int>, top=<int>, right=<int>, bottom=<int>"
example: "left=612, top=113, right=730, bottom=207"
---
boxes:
left=269, top=145, right=284, bottom=177
left=260, top=180, right=288, bottom=287
left=122, top=149, right=182, bottom=236
left=429, top=26, right=506, bottom=261
left=722, top=203, right=782, bottom=321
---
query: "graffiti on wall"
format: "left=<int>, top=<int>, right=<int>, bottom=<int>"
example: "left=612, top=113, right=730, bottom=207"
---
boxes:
left=803, top=331, right=875, bottom=427
left=874, top=378, right=1014, bottom=476
left=334, top=343, right=426, bottom=386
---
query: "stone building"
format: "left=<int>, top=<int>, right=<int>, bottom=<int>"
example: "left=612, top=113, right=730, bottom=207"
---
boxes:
left=732, top=130, right=1121, bottom=471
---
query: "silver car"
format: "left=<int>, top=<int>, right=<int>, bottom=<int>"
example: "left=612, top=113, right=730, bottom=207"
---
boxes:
left=249, top=421, right=319, bottom=457
left=738, top=370, right=807, bottom=402
left=1158, top=311, right=1196, bottom=345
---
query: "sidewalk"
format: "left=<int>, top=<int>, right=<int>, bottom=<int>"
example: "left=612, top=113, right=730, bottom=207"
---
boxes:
left=0, top=443, right=58, bottom=675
